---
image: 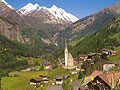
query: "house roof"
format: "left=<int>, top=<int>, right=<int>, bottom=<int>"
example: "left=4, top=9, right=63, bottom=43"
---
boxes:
left=90, top=70, right=104, bottom=78
left=64, top=75, right=70, bottom=79
left=46, top=85, right=62, bottom=90
left=55, top=75, right=63, bottom=80
left=34, top=78, right=42, bottom=82
left=88, top=53, right=96, bottom=56
left=72, top=80, right=86, bottom=90
left=79, top=54, right=88, bottom=57
left=87, top=71, right=120, bottom=88
left=30, top=78, right=42, bottom=83
left=55, top=75, right=70, bottom=80
left=98, top=74, right=109, bottom=85
left=40, top=75, right=47, bottom=77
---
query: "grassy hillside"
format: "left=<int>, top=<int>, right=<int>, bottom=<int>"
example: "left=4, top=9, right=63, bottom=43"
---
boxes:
left=1, top=68, right=78, bottom=90
left=71, top=15, right=120, bottom=57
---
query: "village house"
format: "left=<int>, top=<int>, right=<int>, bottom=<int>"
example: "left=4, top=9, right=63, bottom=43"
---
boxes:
left=30, top=78, right=42, bottom=85
left=39, top=75, right=49, bottom=83
left=103, top=64, right=115, bottom=71
left=26, top=66, right=35, bottom=71
left=44, top=64, right=53, bottom=69
left=87, top=53, right=97, bottom=60
left=21, top=66, right=35, bottom=72
left=40, top=75, right=47, bottom=80
left=85, top=70, right=120, bottom=89
left=43, top=79, right=49, bottom=83
left=71, top=80, right=86, bottom=90
left=78, top=54, right=88, bottom=61
left=55, top=75, right=70, bottom=84
left=102, top=49, right=117, bottom=56
left=76, top=65, right=81, bottom=71
left=111, top=50, right=117, bottom=55
left=55, top=75, right=63, bottom=84
left=46, top=85, right=62, bottom=90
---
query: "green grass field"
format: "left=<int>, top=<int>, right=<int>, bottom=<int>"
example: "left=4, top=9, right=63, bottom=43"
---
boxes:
left=1, top=68, right=78, bottom=90
left=1, top=70, right=49, bottom=90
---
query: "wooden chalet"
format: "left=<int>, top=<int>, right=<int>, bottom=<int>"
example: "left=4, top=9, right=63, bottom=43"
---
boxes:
left=86, top=70, right=120, bottom=90
left=30, top=78, right=42, bottom=85
left=55, top=75, right=70, bottom=84
left=40, top=75, right=47, bottom=80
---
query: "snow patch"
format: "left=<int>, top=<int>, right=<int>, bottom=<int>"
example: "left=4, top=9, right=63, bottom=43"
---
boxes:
left=19, top=3, right=79, bottom=22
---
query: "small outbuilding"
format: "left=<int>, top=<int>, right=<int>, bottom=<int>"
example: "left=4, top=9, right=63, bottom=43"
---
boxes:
left=46, top=85, right=62, bottom=90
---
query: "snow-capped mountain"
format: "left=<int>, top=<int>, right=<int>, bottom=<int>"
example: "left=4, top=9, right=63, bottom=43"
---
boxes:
left=19, top=3, right=79, bottom=23
left=0, top=0, right=14, bottom=9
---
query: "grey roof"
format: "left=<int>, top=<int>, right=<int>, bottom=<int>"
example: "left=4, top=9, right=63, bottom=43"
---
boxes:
left=64, top=75, right=70, bottom=79
left=79, top=54, right=88, bottom=56
left=34, top=78, right=42, bottom=82
left=88, top=53, right=96, bottom=56
left=42, top=60, right=51, bottom=64
left=55, top=75, right=63, bottom=80
left=46, top=85, right=62, bottom=90
left=72, top=80, right=86, bottom=90
left=55, top=75, right=70, bottom=80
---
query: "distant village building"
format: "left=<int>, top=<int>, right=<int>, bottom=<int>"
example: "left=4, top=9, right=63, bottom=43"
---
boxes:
left=30, top=78, right=42, bottom=85
left=55, top=75, right=63, bottom=84
left=30, top=75, right=49, bottom=85
left=40, top=75, right=47, bottom=80
left=64, top=38, right=75, bottom=69
left=55, top=75, right=70, bottom=84
left=71, top=80, right=86, bottom=90
left=46, top=85, right=62, bottom=90
left=21, top=66, right=35, bottom=72
left=102, top=49, right=117, bottom=56
left=103, top=64, right=115, bottom=71
left=78, top=54, right=88, bottom=61
left=44, top=64, right=52, bottom=69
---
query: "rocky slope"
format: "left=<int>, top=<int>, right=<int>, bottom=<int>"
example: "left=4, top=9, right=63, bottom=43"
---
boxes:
left=0, top=16, right=25, bottom=43
left=0, top=0, right=56, bottom=47
left=71, top=15, right=120, bottom=56
left=62, top=1, right=120, bottom=42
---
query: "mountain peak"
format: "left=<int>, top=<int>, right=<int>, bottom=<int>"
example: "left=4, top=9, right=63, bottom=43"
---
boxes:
left=34, top=3, right=40, bottom=7
left=25, top=3, right=34, bottom=7
left=0, top=0, right=14, bottom=9
left=51, top=4, right=58, bottom=9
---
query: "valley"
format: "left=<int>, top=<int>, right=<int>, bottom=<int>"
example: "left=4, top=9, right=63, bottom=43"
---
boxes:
left=0, top=0, right=120, bottom=90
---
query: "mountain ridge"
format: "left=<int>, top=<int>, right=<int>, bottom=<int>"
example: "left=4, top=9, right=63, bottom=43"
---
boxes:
left=19, top=3, right=78, bottom=22
left=62, top=1, right=120, bottom=42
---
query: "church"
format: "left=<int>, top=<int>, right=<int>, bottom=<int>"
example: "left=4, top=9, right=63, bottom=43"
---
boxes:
left=64, top=39, right=74, bottom=69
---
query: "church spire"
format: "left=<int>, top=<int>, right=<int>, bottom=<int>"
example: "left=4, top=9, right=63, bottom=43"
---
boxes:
left=65, top=37, right=67, bottom=49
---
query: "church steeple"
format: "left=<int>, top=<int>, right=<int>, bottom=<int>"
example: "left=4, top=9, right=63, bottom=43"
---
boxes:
left=64, top=38, right=68, bottom=67
left=64, top=37, right=74, bottom=68
left=65, top=38, right=68, bottom=49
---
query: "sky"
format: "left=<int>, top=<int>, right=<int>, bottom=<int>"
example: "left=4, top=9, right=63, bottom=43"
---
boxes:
left=6, top=0, right=120, bottom=19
